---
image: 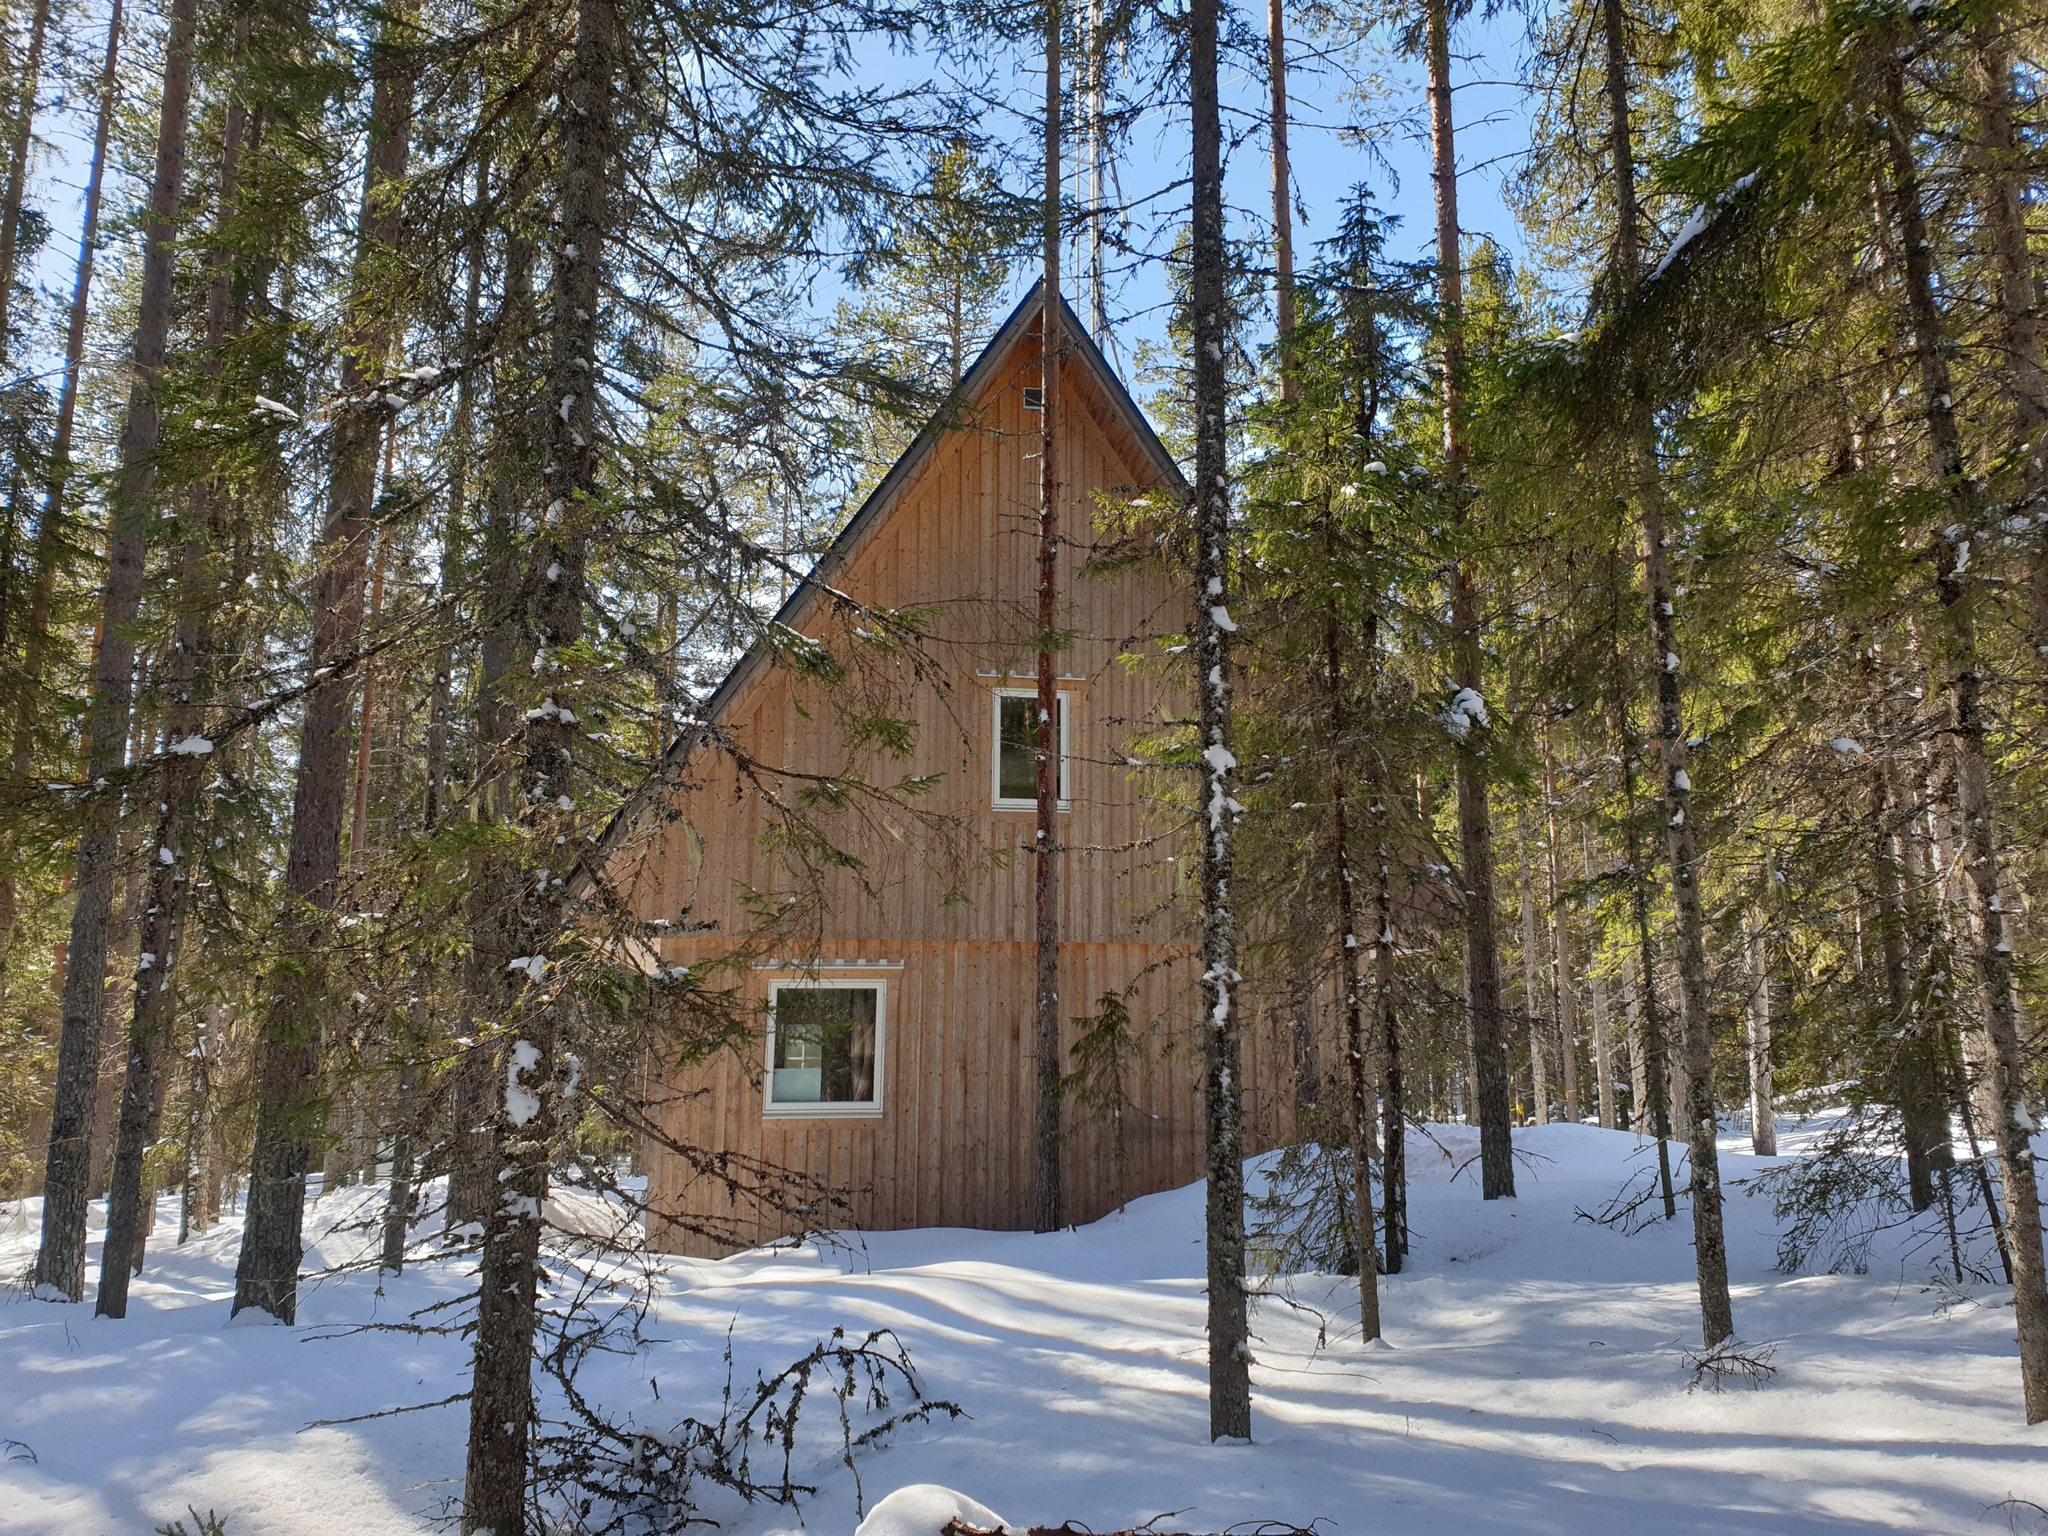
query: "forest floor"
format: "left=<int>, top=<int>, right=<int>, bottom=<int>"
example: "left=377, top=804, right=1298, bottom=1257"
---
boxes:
left=2, top=1120, right=2044, bottom=1535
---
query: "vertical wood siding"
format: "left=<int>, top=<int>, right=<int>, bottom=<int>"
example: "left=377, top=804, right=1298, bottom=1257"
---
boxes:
left=608, top=323, right=1298, bottom=1256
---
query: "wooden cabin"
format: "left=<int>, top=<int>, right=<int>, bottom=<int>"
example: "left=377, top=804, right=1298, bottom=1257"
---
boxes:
left=599, top=285, right=1294, bottom=1256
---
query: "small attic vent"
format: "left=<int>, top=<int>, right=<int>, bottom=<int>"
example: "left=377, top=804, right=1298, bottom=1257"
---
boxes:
left=1022, top=387, right=1044, bottom=412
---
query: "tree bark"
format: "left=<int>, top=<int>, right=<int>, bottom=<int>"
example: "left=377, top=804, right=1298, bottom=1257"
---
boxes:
left=1518, top=823, right=1548, bottom=1124
left=34, top=0, right=196, bottom=1303
left=1542, top=749, right=1580, bottom=1122
left=1084, top=0, right=1107, bottom=337
left=1371, top=760, right=1405, bottom=1272
left=1267, top=0, right=1296, bottom=403
left=1190, top=0, right=1251, bottom=1439
left=348, top=523, right=392, bottom=875
left=1033, top=0, right=1064, bottom=1236
left=1642, top=489, right=1732, bottom=1346
left=462, top=0, right=615, bottom=1523
left=1743, top=913, right=1776, bottom=1159
left=234, top=4, right=413, bottom=1322
left=1581, top=825, right=1616, bottom=1129
left=97, top=65, right=252, bottom=1315
left=423, top=168, right=485, bottom=835
left=1881, top=53, right=2048, bottom=1421
left=1964, top=24, right=2048, bottom=655
left=1427, top=0, right=1513, bottom=1199
left=449, top=221, right=536, bottom=1236
left=1327, top=608, right=1380, bottom=1337
left=0, top=0, right=51, bottom=360
left=1601, top=0, right=1727, bottom=1341
left=1, top=0, right=120, bottom=983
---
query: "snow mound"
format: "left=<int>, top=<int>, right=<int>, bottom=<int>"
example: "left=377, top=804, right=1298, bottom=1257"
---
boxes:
left=856, top=1484, right=1011, bottom=1536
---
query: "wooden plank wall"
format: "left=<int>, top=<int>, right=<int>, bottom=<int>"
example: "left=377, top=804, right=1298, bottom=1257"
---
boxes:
left=608, top=324, right=1304, bottom=1257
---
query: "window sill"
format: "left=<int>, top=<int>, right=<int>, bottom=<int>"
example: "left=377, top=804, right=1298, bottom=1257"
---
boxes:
left=993, top=801, right=1071, bottom=813
left=763, top=1102, right=884, bottom=1120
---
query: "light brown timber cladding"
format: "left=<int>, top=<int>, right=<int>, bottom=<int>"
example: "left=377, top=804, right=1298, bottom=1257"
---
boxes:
left=609, top=313, right=1299, bottom=1256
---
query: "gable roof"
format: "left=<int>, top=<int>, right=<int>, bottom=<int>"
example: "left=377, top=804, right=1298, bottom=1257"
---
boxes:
left=699, top=279, right=1185, bottom=727
left=587, top=282, right=1184, bottom=879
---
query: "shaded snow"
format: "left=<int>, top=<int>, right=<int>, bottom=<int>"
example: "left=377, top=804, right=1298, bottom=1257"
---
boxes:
left=2, top=1126, right=2044, bottom=1534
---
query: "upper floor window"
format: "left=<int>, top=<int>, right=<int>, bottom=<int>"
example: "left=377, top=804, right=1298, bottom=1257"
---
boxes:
left=994, top=689, right=1069, bottom=809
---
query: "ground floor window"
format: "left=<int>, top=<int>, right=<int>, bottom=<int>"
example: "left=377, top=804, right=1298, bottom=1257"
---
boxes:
left=765, top=982, right=883, bottom=1116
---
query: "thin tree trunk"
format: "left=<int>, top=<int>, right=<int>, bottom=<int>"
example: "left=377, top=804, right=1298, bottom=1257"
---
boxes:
left=1964, top=24, right=2048, bottom=654
left=1327, top=606, right=1380, bottom=1338
left=1033, top=0, right=1064, bottom=1236
left=1601, top=0, right=1729, bottom=1344
left=96, top=546, right=204, bottom=1317
left=1370, top=757, right=1405, bottom=1272
left=379, top=1056, right=416, bottom=1273
left=1, top=0, right=120, bottom=986
left=1881, top=54, right=2048, bottom=1421
left=1883, top=673, right=1953, bottom=1205
left=1581, top=825, right=1616, bottom=1129
left=34, top=0, right=196, bottom=1303
left=1190, top=0, right=1251, bottom=1439
left=423, top=171, right=484, bottom=835
left=449, top=221, right=536, bottom=1237
left=1085, top=0, right=1107, bottom=337
left=1542, top=749, right=1580, bottom=1122
left=462, top=0, right=615, bottom=1523
left=0, top=0, right=51, bottom=361
left=1621, top=711, right=1675, bottom=1210
left=348, top=522, right=391, bottom=875
left=1428, top=0, right=1513, bottom=1199
left=1518, top=825, right=1548, bottom=1125
left=1267, top=0, right=1296, bottom=403
left=1743, top=913, right=1776, bottom=1159
left=234, top=5, right=413, bottom=1322
left=1623, top=971, right=1648, bottom=1129
left=99, top=64, right=252, bottom=1311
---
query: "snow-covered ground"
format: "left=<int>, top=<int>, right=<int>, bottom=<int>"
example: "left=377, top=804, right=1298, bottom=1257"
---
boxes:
left=3, top=1122, right=2044, bottom=1534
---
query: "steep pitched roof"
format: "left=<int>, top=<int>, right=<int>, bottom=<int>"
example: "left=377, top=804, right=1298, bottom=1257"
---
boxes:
left=698, top=278, right=1184, bottom=726
left=589, top=282, right=1183, bottom=874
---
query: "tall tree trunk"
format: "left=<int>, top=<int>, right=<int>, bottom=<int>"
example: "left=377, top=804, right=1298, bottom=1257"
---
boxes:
left=462, top=0, right=615, bottom=1523
left=33, top=0, right=196, bottom=1303
left=1267, top=0, right=1296, bottom=403
left=1427, top=0, right=1513, bottom=1199
left=0, top=0, right=50, bottom=360
left=96, top=548, right=202, bottom=1317
left=1964, top=24, right=2048, bottom=653
left=1645, top=522, right=1732, bottom=1344
left=1370, top=748, right=1405, bottom=1271
left=450, top=221, right=537, bottom=1237
left=1033, top=0, right=1065, bottom=1236
left=1581, top=825, right=1616, bottom=1129
left=1518, top=824, right=1548, bottom=1124
left=1190, top=0, right=1251, bottom=1439
left=1, top=0, right=120, bottom=984
left=1084, top=0, right=1107, bottom=337
left=1327, top=606, right=1380, bottom=1338
left=1743, top=913, right=1776, bottom=1159
left=423, top=169, right=485, bottom=835
left=1601, top=0, right=1729, bottom=1344
left=1619, top=706, right=1675, bottom=1208
left=97, top=70, right=251, bottom=1316
left=1880, top=668, right=1951, bottom=1205
left=1881, top=55, right=2048, bottom=1421
left=1543, top=750, right=1580, bottom=1122
left=348, top=522, right=392, bottom=875
left=234, top=6, right=413, bottom=1322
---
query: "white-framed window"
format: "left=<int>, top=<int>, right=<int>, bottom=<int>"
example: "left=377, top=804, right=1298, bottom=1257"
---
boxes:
left=764, top=979, right=885, bottom=1118
left=992, top=688, right=1069, bottom=810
